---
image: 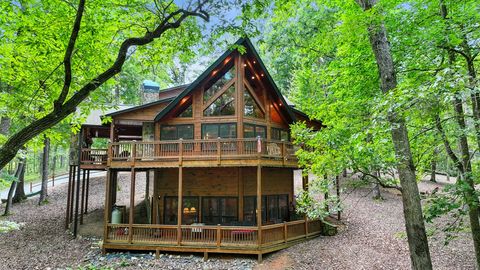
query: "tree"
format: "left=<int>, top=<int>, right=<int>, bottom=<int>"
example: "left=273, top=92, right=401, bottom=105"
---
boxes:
left=0, top=0, right=212, bottom=171
left=38, top=135, right=50, bottom=205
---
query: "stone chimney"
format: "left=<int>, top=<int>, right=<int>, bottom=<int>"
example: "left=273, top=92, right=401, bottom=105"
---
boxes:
left=141, top=80, right=160, bottom=104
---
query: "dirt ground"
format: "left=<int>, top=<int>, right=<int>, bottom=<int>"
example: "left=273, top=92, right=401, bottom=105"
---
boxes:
left=0, top=172, right=476, bottom=269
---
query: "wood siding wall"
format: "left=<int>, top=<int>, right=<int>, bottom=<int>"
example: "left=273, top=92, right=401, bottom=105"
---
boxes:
left=154, top=167, right=294, bottom=224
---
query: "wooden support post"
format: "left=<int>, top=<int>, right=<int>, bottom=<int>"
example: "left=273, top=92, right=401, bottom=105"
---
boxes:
left=131, top=142, right=136, bottom=167
left=238, top=168, right=244, bottom=222
left=80, top=169, right=86, bottom=225
left=284, top=222, right=288, bottom=243
left=258, top=253, right=263, bottom=263
left=216, top=224, right=221, bottom=247
left=155, top=249, right=160, bottom=259
left=73, top=165, right=81, bottom=237
left=203, top=252, right=209, bottom=261
left=282, top=142, right=286, bottom=165
left=177, top=166, right=183, bottom=245
left=65, top=165, right=73, bottom=229
left=128, top=168, right=135, bottom=244
left=85, top=170, right=90, bottom=214
left=257, top=164, right=262, bottom=246
left=69, top=165, right=76, bottom=224
left=179, top=139, right=183, bottom=166
left=216, top=138, right=221, bottom=165
left=304, top=216, right=309, bottom=238
left=103, top=170, right=111, bottom=244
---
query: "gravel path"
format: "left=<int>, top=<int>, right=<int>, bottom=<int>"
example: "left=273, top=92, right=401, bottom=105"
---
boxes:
left=258, top=180, right=476, bottom=270
left=0, top=173, right=476, bottom=269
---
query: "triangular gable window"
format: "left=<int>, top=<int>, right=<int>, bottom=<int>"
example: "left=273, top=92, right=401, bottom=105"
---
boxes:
left=176, top=103, right=193, bottom=118
left=244, top=85, right=265, bottom=119
left=203, top=84, right=236, bottom=116
left=203, top=66, right=235, bottom=103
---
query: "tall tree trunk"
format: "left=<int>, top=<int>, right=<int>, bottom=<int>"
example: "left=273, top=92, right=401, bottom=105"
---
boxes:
left=51, top=145, right=58, bottom=185
left=3, top=157, right=25, bottom=216
left=13, top=156, right=27, bottom=203
left=430, top=148, right=437, bottom=183
left=38, top=136, right=50, bottom=205
left=356, top=1, right=433, bottom=268
left=453, top=96, right=480, bottom=268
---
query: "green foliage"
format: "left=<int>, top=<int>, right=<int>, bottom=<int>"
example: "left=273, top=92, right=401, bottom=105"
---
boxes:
left=262, top=0, right=479, bottom=240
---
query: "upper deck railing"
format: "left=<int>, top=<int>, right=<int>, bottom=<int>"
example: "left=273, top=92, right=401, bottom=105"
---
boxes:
left=106, top=138, right=298, bottom=167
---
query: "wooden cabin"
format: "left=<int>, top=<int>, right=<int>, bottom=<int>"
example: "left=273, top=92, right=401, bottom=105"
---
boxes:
left=68, top=38, right=324, bottom=261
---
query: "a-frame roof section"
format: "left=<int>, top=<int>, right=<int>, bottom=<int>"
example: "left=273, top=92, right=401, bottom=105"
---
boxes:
left=154, top=37, right=297, bottom=122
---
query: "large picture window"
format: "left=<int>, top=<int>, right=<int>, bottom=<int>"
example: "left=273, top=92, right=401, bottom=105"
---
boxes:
left=202, top=197, right=238, bottom=225
left=201, top=123, right=237, bottom=139
left=160, top=125, right=194, bottom=140
left=164, top=196, right=199, bottom=225
left=271, top=127, right=289, bottom=141
left=244, top=123, right=266, bottom=139
left=243, top=195, right=289, bottom=225
left=203, top=85, right=236, bottom=116
left=244, top=86, right=265, bottom=119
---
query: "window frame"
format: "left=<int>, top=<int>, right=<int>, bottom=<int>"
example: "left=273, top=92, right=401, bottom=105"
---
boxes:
left=160, top=124, right=194, bottom=140
left=243, top=123, right=267, bottom=139
left=243, top=194, right=290, bottom=225
left=271, top=127, right=290, bottom=141
left=201, top=196, right=239, bottom=225
left=201, top=123, right=237, bottom=139
left=163, top=196, right=200, bottom=225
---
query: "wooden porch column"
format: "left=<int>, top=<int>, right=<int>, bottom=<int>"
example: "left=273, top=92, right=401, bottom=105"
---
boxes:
left=177, top=166, right=183, bottom=245
left=257, top=165, right=262, bottom=246
left=80, top=169, right=86, bottom=224
left=65, top=165, right=73, bottom=229
left=103, top=169, right=112, bottom=244
left=85, top=170, right=90, bottom=214
left=238, top=168, right=244, bottom=222
left=128, top=168, right=136, bottom=244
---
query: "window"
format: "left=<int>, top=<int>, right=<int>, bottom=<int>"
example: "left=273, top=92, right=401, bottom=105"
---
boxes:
left=203, top=84, right=236, bottom=116
left=164, top=196, right=199, bottom=225
left=243, top=195, right=289, bottom=225
left=201, top=123, right=237, bottom=139
left=202, top=197, right=238, bottom=225
left=244, top=123, right=266, bottom=138
left=203, top=66, right=235, bottom=103
left=271, top=128, right=289, bottom=141
left=160, top=125, right=194, bottom=140
left=177, top=103, right=193, bottom=118
left=244, top=86, right=265, bottom=119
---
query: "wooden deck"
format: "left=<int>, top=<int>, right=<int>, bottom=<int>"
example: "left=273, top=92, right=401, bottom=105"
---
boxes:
left=103, top=219, right=322, bottom=256
left=104, top=138, right=298, bottom=169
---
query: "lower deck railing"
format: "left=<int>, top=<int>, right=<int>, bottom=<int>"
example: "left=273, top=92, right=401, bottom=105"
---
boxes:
left=105, top=219, right=322, bottom=249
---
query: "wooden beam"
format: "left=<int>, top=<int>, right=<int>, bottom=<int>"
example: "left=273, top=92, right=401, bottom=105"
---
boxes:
left=237, top=54, right=244, bottom=139
left=85, top=170, right=90, bottom=214
left=244, top=78, right=266, bottom=113
left=103, top=169, right=112, bottom=244
left=65, top=165, right=73, bottom=229
left=80, top=169, right=86, bottom=224
left=257, top=164, right=262, bottom=246
left=238, top=168, right=244, bottom=222
left=128, top=168, right=136, bottom=244
left=177, top=166, right=183, bottom=245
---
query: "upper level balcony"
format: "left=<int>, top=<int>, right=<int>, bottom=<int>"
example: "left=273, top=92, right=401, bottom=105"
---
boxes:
left=103, top=138, right=298, bottom=169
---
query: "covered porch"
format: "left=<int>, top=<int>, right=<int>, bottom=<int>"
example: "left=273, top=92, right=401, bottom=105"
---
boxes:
left=102, top=166, right=321, bottom=261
